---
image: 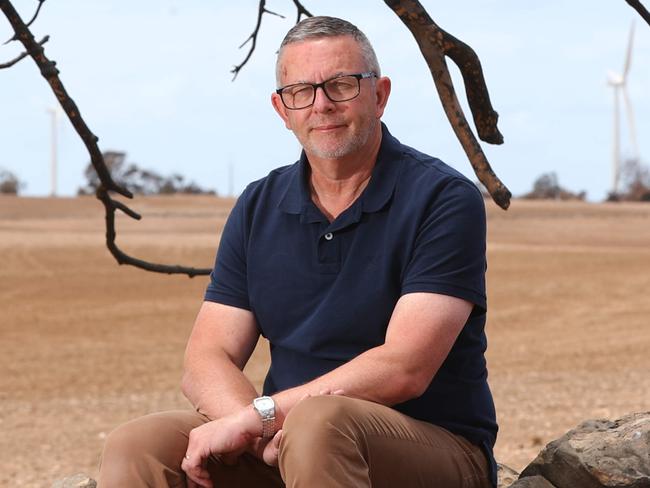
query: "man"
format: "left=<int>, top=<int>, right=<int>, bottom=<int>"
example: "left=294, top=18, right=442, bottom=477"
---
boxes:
left=99, top=15, right=497, bottom=488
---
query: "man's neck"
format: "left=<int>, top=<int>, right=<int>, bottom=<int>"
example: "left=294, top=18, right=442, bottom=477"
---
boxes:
left=306, top=126, right=382, bottom=221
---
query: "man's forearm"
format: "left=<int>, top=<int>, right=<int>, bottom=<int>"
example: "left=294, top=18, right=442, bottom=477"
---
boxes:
left=271, top=343, right=426, bottom=426
left=182, top=351, right=259, bottom=420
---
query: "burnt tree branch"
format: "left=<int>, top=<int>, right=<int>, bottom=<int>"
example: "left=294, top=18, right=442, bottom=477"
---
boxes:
left=232, top=0, right=285, bottom=79
left=232, top=0, right=313, bottom=78
left=0, top=34, right=47, bottom=68
left=0, top=0, right=210, bottom=277
left=625, top=0, right=650, bottom=26
left=291, top=0, right=313, bottom=23
left=24, top=0, right=44, bottom=28
left=384, top=0, right=511, bottom=209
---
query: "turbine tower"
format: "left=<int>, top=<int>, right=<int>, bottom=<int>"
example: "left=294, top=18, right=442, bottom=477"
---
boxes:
left=607, top=22, right=639, bottom=196
left=47, top=107, right=59, bottom=197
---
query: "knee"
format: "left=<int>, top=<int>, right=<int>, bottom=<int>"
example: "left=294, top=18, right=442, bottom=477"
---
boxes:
left=279, top=396, right=370, bottom=485
left=99, top=410, right=199, bottom=486
left=103, top=413, right=173, bottom=462
left=281, top=395, right=362, bottom=450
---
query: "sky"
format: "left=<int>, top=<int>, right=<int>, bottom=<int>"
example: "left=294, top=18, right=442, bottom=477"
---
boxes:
left=1, top=1, right=649, bottom=202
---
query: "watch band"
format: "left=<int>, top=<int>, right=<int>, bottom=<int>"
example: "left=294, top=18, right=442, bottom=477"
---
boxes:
left=261, top=414, right=275, bottom=439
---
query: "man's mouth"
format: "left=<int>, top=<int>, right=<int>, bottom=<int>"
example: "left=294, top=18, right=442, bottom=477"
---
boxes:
left=312, top=123, right=345, bottom=132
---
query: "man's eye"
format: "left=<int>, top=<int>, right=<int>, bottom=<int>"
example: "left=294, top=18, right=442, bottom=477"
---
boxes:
left=330, top=80, right=355, bottom=90
left=289, top=85, right=312, bottom=97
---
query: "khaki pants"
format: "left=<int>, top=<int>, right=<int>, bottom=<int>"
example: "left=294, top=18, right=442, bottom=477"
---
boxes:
left=98, top=396, right=491, bottom=487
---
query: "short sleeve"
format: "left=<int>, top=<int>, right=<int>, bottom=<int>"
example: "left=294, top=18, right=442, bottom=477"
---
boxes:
left=401, top=179, right=487, bottom=312
left=204, top=192, right=251, bottom=310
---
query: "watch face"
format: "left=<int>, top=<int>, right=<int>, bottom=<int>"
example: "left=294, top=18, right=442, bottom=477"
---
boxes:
left=254, top=397, right=274, bottom=412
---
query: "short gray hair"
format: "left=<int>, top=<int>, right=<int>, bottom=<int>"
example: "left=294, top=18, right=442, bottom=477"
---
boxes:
left=276, top=16, right=381, bottom=86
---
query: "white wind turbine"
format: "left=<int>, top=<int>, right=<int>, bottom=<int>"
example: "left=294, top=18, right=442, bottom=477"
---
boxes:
left=607, top=22, right=639, bottom=196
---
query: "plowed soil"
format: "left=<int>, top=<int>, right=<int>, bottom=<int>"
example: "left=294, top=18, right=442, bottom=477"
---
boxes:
left=1, top=195, right=649, bottom=487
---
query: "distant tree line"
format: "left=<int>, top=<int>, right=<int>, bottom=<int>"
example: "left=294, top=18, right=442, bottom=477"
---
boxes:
left=522, top=172, right=586, bottom=201
left=0, top=168, right=23, bottom=194
left=522, top=160, right=650, bottom=202
left=77, top=151, right=216, bottom=196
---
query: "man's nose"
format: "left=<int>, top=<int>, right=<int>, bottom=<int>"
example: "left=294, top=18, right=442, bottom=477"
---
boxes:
left=312, top=86, right=336, bottom=112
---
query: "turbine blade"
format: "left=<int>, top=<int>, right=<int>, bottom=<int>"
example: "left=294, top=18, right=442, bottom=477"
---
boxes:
left=622, top=22, right=635, bottom=80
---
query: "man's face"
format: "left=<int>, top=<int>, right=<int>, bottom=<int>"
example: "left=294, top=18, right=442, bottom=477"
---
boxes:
left=272, top=36, right=390, bottom=161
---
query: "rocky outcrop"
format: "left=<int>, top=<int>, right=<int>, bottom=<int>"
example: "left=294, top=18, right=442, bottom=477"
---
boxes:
left=512, top=412, right=650, bottom=488
left=498, top=463, right=521, bottom=487
left=509, top=476, right=557, bottom=488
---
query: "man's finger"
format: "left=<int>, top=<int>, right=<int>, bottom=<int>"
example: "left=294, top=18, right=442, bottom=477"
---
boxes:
left=187, top=478, right=211, bottom=488
left=262, top=429, right=283, bottom=466
left=184, top=468, right=213, bottom=488
left=273, top=429, right=283, bottom=447
left=182, top=456, right=213, bottom=488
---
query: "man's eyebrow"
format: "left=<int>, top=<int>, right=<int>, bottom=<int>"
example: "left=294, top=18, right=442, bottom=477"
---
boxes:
left=289, top=72, right=349, bottom=85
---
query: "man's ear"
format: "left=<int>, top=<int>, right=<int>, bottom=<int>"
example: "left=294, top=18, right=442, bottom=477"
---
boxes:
left=271, top=92, right=292, bottom=130
left=374, top=76, right=391, bottom=119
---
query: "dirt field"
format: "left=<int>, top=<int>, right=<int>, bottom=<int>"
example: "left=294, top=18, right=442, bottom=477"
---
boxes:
left=1, top=195, right=649, bottom=487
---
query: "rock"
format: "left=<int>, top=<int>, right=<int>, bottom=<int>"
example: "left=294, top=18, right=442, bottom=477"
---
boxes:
left=510, top=475, right=557, bottom=487
left=498, top=463, right=520, bottom=487
left=519, top=412, right=650, bottom=488
left=51, top=473, right=97, bottom=488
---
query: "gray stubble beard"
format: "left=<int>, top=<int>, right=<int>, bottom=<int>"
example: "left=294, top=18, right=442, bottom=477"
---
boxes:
left=299, top=116, right=378, bottom=160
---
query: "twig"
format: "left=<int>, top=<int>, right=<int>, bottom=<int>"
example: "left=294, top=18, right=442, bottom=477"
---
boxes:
left=2, top=0, right=45, bottom=45
left=383, top=0, right=511, bottom=210
left=625, top=0, right=650, bottom=27
left=291, top=0, right=313, bottom=23
left=0, top=0, right=211, bottom=276
left=0, top=34, right=47, bottom=69
left=25, top=0, right=45, bottom=27
left=231, top=0, right=285, bottom=80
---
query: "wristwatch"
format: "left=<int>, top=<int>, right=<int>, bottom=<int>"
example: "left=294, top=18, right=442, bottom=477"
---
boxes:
left=253, top=396, right=276, bottom=438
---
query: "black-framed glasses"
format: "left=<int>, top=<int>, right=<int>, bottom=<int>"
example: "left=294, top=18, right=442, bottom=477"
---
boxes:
left=276, top=72, right=377, bottom=110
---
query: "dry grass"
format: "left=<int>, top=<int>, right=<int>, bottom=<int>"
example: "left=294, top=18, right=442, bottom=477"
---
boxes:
left=1, top=196, right=649, bottom=486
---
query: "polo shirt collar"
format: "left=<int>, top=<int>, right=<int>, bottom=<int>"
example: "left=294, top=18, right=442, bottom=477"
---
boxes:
left=278, top=122, right=403, bottom=219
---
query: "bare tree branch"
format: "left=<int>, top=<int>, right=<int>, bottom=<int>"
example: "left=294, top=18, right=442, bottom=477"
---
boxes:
left=0, top=34, right=47, bottom=69
left=0, top=0, right=211, bottom=277
left=25, top=0, right=45, bottom=28
left=232, top=0, right=313, bottom=79
left=2, top=0, right=45, bottom=45
left=231, top=0, right=285, bottom=80
left=442, top=32, right=503, bottom=145
left=291, top=0, right=313, bottom=23
left=383, top=0, right=511, bottom=210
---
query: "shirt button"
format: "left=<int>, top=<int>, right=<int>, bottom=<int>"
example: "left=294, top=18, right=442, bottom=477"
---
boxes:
left=324, top=232, right=334, bottom=241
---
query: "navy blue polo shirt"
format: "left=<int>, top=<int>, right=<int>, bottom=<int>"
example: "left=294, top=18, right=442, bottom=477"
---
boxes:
left=205, top=123, right=498, bottom=485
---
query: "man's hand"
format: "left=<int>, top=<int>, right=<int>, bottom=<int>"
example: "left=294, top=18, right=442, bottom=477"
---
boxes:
left=182, top=407, right=260, bottom=488
left=182, top=389, right=345, bottom=486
